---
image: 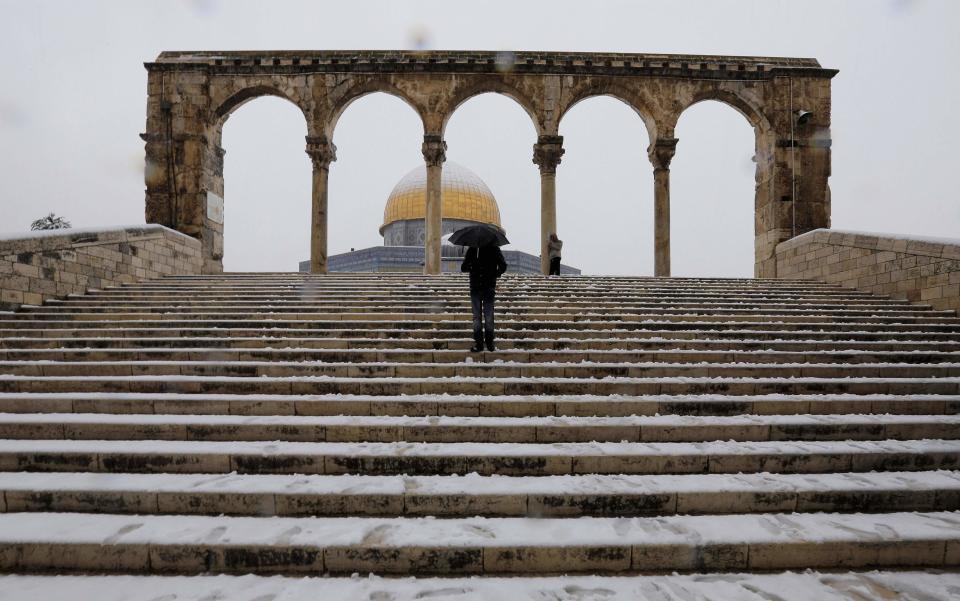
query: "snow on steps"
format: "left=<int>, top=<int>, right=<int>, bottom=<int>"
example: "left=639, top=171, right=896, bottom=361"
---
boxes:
left=0, top=438, right=957, bottom=476
left=1, top=511, right=959, bottom=574
left=3, top=411, right=960, bottom=443
left=3, top=374, right=960, bottom=397
left=2, top=470, right=958, bottom=518
left=1, top=391, right=958, bottom=417
left=1, top=273, right=959, bottom=579
left=2, top=571, right=959, bottom=601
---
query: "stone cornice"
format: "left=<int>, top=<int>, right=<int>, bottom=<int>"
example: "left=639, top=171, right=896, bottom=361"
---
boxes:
left=146, top=50, right=837, bottom=79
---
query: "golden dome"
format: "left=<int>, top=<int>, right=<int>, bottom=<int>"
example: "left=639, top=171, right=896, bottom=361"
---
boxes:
left=380, top=162, right=502, bottom=233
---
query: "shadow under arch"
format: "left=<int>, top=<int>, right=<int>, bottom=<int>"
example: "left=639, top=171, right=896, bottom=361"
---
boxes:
left=327, top=80, right=427, bottom=139
left=558, top=84, right=658, bottom=145
left=440, top=81, right=542, bottom=137
left=671, top=98, right=759, bottom=278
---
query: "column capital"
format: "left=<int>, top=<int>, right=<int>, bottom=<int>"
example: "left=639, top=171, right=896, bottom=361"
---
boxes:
left=422, top=134, right=447, bottom=167
left=532, top=135, right=564, bottom=175
left=648, top=137, right=679, bottom=172
left=305, top=135, right=337, bottom=170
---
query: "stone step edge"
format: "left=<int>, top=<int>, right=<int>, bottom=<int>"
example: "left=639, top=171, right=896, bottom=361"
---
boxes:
left=2, top=375, right=959, bottom=398
left=0, top=438, right=957, bottom=476
left=9, top=314, right=958, bottom=324
left=4, top=359, right=959, bottom=377
left=1, top=470, right=958, bottom=517
left=4, top=337, right=958, bottom=350
left=0, top=391, right=957, bottom=418
left=0, top=510, right=957, bottom=574
left=4, top=348, right=959, bottom=361
left=5, top=411, right=960, bottom=444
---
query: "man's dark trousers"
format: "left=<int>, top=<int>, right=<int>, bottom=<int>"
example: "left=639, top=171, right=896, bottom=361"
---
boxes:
left=471, top=285, right=496, bottom=347
left=549, top=257, right=561, bottom=276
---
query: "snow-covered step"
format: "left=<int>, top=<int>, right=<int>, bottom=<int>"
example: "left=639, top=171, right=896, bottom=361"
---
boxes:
left=6, top=313, right=958, bottom=329
left=3, top=571, right=959, bottom=601
left=44, top=299, right=927, bottom=312
left=2, top=470, right=957, bottom=518
left=0, top=510, right=957, bottom=574
left=3, top=374, right=959, bottom=397
left=1, top=438, right=957, bottom=476
left=2, top=359, right=958, bottom=380
left=4, top=329, right=958, bottom=346
left=29, top=305, right=951, bottom=321
left=4, top=347, right=960, bottom=367
left=5, top=336, right=960, bottom=354
left=1, top=392, right=957, bottom=417
left=3, top=412, right=960, bottom=443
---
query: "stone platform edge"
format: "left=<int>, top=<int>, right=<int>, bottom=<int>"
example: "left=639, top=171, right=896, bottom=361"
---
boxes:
left=0, top=225, right=202, bottom=310
left=776, top=228, right=960, bottom=314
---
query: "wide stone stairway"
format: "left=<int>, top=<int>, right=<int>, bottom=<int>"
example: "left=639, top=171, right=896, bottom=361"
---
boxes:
left=1, top=273, right=960, bottom=596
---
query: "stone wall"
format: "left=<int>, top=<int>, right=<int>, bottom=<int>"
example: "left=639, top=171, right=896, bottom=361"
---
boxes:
left=776, top=229, right=960, bottom=314
left=0, top=225, right=202, bottom=310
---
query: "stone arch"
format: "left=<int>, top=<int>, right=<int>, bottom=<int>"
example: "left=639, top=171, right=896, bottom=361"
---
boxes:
left=440, top=81, right=543, bottom=137
left=674, top=88, right=772, bottom=135
left=557, top=83, right=659, bottom=145
left=326, top=80, right=427, bottom=139
left=213, top=85, right=310, bottom=128
left=673, top=88, right=778, bottom=278
left=204, top=85, right=314, bottom=273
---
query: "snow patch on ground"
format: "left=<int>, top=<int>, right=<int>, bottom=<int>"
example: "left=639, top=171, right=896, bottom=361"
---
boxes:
left=1, top=571, right=959, bottom=601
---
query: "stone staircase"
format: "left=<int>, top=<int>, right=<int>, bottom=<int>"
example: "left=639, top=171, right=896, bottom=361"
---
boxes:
left=1, top=273, right=960, bottom=585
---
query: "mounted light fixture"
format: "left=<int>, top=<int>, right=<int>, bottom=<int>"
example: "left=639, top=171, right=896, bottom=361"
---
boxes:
left=795, top=110, right=813, bottom=125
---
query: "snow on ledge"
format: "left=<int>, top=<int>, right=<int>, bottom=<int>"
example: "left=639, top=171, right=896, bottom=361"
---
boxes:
left=779, top=228, right=960, bottom=253
left=0, top=223, right=198, bottom=251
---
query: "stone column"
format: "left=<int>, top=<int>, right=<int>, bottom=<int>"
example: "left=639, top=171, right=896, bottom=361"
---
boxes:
left=532, top=135, right=565, bottom=275
left=648, top=138, right=678, bottom=278
left=422, top=135, right=447, bottom=275
left=305, top=136, right=337, bottom=274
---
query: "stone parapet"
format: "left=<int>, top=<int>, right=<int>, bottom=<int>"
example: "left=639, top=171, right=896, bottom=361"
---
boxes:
left=149, top=50, right=835, bottom=79
left=0, top=225, right=202, bottom=309
left=776, top=229, right=960, bottom=314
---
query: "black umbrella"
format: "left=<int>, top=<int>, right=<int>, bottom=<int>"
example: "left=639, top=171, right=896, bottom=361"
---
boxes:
left=448, top=224, right=509, bottom=247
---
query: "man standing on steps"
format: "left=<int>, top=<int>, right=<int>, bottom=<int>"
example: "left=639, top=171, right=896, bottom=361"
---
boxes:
left=461, top=245, right=507, bottom=352
left=548, top=233, right=563, bottom=276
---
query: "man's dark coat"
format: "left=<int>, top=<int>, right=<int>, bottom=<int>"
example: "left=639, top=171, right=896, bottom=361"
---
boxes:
left=461, top=246, right=507, bottom=289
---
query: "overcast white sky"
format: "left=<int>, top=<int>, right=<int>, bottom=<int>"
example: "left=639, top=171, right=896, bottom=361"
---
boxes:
left=0, top=0, right=957, bottom=275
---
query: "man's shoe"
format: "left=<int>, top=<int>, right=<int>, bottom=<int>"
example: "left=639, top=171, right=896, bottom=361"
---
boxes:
left=485, top=341, right=496, bottom=352
left=470, top=342, right=484, bottom=353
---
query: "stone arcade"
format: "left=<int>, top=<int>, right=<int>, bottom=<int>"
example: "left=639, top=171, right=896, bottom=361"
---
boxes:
left=142, top=50, right=835, bottom=276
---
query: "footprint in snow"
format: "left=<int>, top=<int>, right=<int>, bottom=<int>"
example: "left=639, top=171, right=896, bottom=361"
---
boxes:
left=203, top=525, right=228, bottom=544
left=463, top=524, right=495, bottom=539
left=104, top=522, right=143, bottom=544
left=414, top=587, right=473, bottom=598
left=563, top=584, right=616, bottom=601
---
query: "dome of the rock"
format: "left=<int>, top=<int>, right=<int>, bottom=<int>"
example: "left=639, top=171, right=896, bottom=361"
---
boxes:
left=380, top=162, right=502, bottom=244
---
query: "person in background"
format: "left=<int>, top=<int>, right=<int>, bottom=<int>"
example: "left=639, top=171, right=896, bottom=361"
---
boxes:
left=548, top=233, right=563, bottom=276
left=461, top=245, right=507, bottom=352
